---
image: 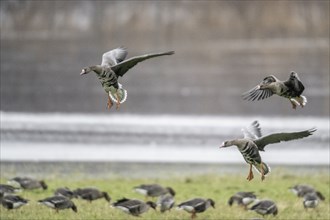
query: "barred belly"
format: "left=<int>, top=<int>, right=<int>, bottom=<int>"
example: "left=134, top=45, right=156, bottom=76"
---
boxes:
left=240, top=142, right=261, bottom=165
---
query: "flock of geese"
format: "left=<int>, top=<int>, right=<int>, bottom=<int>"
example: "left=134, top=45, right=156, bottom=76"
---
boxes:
left=1, top=48, right=324, bottom=219
left=0, top=177, right=325, bottom=218
left=80, top=47, right=316, bottom=180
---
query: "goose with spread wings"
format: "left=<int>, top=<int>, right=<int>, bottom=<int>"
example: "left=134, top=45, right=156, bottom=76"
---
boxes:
left=80, top=47, right=174, bottom=110
left=242, top=71, right=307, bottom=109
left=219, top=121, right=316, bottom=181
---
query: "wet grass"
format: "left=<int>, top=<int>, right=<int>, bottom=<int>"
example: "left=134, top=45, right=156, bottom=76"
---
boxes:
left=0, top=170, right=329, bottom=220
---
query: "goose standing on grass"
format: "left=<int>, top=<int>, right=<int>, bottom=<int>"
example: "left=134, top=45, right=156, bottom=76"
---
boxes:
left=303, top=192, right=324, bottom=210
left=228, top=191, right=257, bottom=209
left=219, top=121, right=316, bottom=181
left=80, top=47, right=174, bottom=110
left=250, top=199, right=278, bottom=217
left=73, top=187, right=111, bottom=203
left=8, top=177, right=48, bottom=190
left=0, top=184, right=21, bottom=195
left=112, top=198, right=157, bottom=217
left=290, top=184, right=325, bottom=199
left=1, top=194, right=29, bottom=210
left=38, top=196, right=77, bottom=213
left=134, top=184, right=176, bottom=199
left=242, top=71, right=307, bottom=109
left=177, top=198, right=215, bottom=219
left=157, top=194, right=175, bottom=213
left=54, top=187, right=75, bottom=199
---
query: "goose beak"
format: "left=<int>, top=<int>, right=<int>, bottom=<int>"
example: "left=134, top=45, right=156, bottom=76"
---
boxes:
left=219, top=142, right=225, bottom=148
left=80, top=69, right=86, bottom=75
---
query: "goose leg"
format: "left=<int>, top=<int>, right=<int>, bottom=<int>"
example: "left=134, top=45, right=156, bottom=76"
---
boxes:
left=115, top=91, right=120, bottom=110
left=246, top=164, right=254, bottom=181
left=107, top=95, right=113, bottom=109
left=191, top=211, right=197, bottom=219
left=261, top=166, right=265, bottom=181
left=289, top=99, right=297, bottom=109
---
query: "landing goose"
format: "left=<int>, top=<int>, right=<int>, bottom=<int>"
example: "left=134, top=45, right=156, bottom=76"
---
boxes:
left=80, top=47, right=174, bottom=110
left=220, top=121, right=316, bottom=181
left=242, top=71, right=307, bottom=109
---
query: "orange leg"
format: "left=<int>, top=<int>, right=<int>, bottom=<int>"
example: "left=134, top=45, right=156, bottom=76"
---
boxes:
left=246, top=164, right=254, bottom=181
left=107, top=95, right=113, bottom=109
left=115, top=91, right=120, bottom=110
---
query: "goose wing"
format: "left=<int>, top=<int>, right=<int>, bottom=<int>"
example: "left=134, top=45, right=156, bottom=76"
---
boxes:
left=111, top=51, right=174, bottom=77
left=242, top=121, right=262, bottom=139
left=101, top=47, right=128, bottom=67
left=254, top=128, right=316, bottom=151
left=242, top=85, right=274, bottom=101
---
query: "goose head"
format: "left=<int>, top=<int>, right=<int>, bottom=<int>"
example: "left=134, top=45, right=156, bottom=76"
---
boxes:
left=146, top=201, right=157, bottom=210
left=207, top=198, right=216, bottom=208
left=166, top=187, right=176, bottom=196
left=40, top=180, right=48, bottom=190
left=103, top=192, right=111, bottom=202
left=71, top=204, right=78, bottom=213
left=220, top=140, right=235, bottom=148
left=80, top=67, right=92, bottom=75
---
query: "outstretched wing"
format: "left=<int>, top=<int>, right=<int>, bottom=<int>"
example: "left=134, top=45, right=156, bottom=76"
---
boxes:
left=254, top=128, right=316, bottom=151
left=242, top=121, right=263, bottom=139
left=242, top=86, right=274, bottom=101
left=111, top=51, right=175, bottom=77
left=242, top=76, right=278, bottom=101
left=101, top=47, right=128, bottom=67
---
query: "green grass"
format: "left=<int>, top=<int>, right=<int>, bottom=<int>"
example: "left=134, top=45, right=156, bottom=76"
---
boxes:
left=1, top=170, right=329, bottom=220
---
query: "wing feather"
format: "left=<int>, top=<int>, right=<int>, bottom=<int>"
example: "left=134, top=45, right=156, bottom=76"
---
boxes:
left=111, top=51, right=174, bottom=77
left=254, top=128, right=316, bottom=151
left=101, top=47, right=128, bottom=66
left=242, top=86, right=274, bottom=101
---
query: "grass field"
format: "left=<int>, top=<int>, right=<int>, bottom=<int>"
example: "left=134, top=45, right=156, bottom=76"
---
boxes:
left=0, top=170, right=329, bottom=220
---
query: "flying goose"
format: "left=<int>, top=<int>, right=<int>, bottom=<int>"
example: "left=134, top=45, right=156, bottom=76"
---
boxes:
left=157, top=194, right=175, bottom=213
left=0, top=184, right=21, bottom=195
left=38, top=196, right=77, bottom=213
left=1, top=194, right=29, bottom=210
left=73, top=187, right=111, bottom=203
left=80, top=47, right=174, bottom=110
left=177, top=198, right=215, bottom=219
left=112, top=198, right=157, bottom=216
left=228, top=191, right=257, bottom=209
left=242, top=71, right=307, bottom=109
left=249, top=199, right=278, bottom=216
left=219, top=121, right=316, bottom=181
left=8, top=177, right=48, bottom=190
left=54, top=187, right=75, bottom=199
left=134, top=184, right=176, bottom=199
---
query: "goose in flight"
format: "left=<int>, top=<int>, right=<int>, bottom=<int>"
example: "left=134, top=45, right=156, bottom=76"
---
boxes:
left=219, top=121, right=316, bottom=181
left=80, top=47, right=174, bottom=110
left=242, top=71, right=307, bottom=109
